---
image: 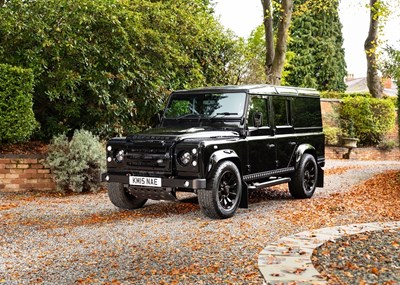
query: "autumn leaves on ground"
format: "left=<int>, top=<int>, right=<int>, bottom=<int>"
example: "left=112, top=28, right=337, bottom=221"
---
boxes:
left=279, top=169, right=400, bottom=229
left=1, top=166, right=399, bottom=284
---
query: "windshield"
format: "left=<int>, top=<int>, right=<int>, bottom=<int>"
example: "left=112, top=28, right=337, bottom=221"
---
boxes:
left=164, top=92, right=246, bottom=119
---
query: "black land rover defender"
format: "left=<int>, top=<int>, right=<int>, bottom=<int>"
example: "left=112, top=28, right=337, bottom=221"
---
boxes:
left=103, top=85, right=325, bottom=219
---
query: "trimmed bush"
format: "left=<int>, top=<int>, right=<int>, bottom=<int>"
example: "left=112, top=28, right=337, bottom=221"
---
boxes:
left=324, top=126, right=341, bottom=146
left=320, top=91, right=372, bottom=99
left=0, top=64, right=38, bottom=142
left=45, top=130, right=106, bottom=193
left=340, top=96, right=396, bottom=146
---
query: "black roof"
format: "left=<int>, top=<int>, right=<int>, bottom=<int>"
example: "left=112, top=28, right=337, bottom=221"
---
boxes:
left=173, top=84, right=319, bottom=97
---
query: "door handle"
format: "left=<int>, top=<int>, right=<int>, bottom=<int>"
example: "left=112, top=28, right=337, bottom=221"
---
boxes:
left=289, top=142, right=296, bottom=146
left=267, top=144, right=275, bottom=149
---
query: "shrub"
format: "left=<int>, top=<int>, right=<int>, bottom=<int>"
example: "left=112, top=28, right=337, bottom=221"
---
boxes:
left=378, top=139, right=398, bottom=151
left=324, top=127, right=341, bottom=146
left=320, top=91, right=371, bottom=99
left=340, top=97, right=396, bottom=146
left=45, top=130, right=106, bottom=193
left=0, top=64, right=38, bottom=143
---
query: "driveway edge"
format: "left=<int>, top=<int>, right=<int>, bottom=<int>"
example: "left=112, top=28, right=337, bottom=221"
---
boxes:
left=258, top=221, right=400, bottom=284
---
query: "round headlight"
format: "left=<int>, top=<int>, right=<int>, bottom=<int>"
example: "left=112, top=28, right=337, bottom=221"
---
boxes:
left=178, top=151, right=191, bottom=166
left=115, top=150, right=125, bottom=162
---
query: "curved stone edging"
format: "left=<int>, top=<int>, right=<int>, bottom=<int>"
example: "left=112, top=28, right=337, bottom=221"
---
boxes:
left=258, top=221, right=400, bottom=284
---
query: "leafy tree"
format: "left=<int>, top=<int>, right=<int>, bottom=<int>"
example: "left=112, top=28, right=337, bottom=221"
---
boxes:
left=383, top=46, right=400, bottom=82
left=0, top=0, right=241, bottom=139
left=383, top=46, right=400, bottom=142
left=241, top=24, right=294, bottom=85
left=285, top=0, right=347, bottom=91
left=239, top=25, right=267, bottom=84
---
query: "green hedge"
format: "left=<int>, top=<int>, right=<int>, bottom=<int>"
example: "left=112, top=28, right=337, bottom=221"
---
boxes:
left=0, top=64, right=38, bottom=143
left=340, top=96, right=396, bottom=146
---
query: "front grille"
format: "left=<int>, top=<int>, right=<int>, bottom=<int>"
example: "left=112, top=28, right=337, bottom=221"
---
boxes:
left=124, top=136, right=175, bottom=173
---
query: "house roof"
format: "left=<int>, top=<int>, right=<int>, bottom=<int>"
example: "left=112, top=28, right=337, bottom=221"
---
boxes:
left=345, top=77, right=398, bottom=97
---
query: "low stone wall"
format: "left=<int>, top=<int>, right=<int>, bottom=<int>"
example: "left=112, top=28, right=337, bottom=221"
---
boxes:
left=325, top=146, right=400, bottom=160
left=0, top=155, right=55, bottom=192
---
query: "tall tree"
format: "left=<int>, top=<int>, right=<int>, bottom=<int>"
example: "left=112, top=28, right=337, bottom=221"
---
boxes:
left=261, top=0, right=293, bottom=85
left=0, top=0, right=242, bottom=139
left=365, top=0, right=385, bottom=98
left=285, top=0, right=347, bottom=91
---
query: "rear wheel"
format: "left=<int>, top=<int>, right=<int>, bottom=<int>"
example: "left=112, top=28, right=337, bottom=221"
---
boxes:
left=289, top=154, right=317, bottom=199
left=198, top=161, right=242, bottom=219
left=107, top=182, right=147, bottom=209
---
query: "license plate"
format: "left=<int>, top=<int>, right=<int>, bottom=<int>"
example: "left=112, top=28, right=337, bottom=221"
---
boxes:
left=129, top=176, right=162, bottom=187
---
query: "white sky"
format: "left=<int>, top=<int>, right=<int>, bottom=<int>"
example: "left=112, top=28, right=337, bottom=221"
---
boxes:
left=214, top=0, right=400, bottom=78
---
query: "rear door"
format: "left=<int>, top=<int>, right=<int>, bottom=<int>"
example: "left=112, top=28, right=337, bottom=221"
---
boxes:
left=246, top=95, right=276, bottom=175
left=271, top=96, right=297, bottom=169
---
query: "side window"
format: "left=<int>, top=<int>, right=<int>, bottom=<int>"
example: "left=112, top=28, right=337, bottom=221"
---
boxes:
left=248, top=96, right=268, bottom=127
left=292, top=97, right=322, bottom=127
left=272, top=97, right=291, bottom=126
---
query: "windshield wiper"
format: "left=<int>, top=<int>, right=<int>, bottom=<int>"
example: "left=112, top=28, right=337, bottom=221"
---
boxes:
left=208, top=112, right=238, bottom=120
left=175, top=113, right=199, bottom=120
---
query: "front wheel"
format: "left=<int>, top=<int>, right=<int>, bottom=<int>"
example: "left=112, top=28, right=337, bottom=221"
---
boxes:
left=198, top=161, right=242, bottom=219
left=107, top=182, right=147, bottom=210
left=289, top=153, right=318, bottom=199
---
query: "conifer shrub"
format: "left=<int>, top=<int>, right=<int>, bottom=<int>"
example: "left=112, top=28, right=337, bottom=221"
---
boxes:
left=45, top=130, right=106, bottom=193
left=0, top=64, right=38, bottom=142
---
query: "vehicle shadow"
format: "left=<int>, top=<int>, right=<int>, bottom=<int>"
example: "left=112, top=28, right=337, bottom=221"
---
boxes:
left=249, top=186, right=293, bottom=204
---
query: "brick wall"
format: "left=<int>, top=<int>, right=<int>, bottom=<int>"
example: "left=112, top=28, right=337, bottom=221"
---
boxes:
left=325, top=146, right=400, bottom=160
left=0, top=155, right=55, bottom=192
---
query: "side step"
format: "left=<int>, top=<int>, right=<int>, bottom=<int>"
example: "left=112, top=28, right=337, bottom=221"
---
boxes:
left=247, top=177, right=291, bottom=190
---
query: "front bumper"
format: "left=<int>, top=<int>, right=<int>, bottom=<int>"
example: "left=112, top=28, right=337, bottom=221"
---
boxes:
left=101, top=173, right=206, bottom=190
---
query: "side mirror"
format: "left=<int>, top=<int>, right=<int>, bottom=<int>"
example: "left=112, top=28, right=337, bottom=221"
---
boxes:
left=253, top=112, right=263, bottom=128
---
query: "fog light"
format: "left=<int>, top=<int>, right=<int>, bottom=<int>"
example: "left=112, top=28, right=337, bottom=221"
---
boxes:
left=184, top=181, right=190, bottom=187
left=192, top=161, right=197, bottom=166
left=107, top=157, right=112, bottom=162
left=105, top=175, right=110, bottom=181
left=107, top=146, right=112, bottom=151
left=192, top=148, right=197, bottom=154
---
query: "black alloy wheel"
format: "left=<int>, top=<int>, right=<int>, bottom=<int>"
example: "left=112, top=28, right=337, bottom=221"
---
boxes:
left=289, top=153, right=318, bottom=199
left=198, top=161, right=242, bottom=219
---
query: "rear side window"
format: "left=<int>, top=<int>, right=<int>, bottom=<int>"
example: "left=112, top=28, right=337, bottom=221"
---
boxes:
left=272, top=97, right=291, bottom=126
left=292, top=97, right=322, bottom=128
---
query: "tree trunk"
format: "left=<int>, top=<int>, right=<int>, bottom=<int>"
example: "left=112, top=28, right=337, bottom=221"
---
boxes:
left=364, top=0, right=383, bottom=98
left=261, top=0, right=275, bottom=83
left=261, top=0, right=293, bottom=85
left=271, top=0, right=293, bottom=85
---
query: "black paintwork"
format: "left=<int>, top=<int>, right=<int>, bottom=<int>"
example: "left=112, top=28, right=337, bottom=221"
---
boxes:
left=103, top=84, right=325, bottom=205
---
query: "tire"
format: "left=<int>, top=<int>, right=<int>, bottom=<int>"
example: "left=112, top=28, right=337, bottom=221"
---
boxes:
left=289, top=153, right=318, bottom=199
left=107, top=182, right=147, bottom=210
left=198, top=161, right=242, bottom=219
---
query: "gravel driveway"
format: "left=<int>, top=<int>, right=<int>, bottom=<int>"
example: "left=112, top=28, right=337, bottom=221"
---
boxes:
left=1, top=159, right=400, bottom=285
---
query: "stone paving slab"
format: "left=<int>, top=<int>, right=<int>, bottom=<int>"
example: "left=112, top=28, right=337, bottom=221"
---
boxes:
left=258, top=221, right=400, bottom=285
